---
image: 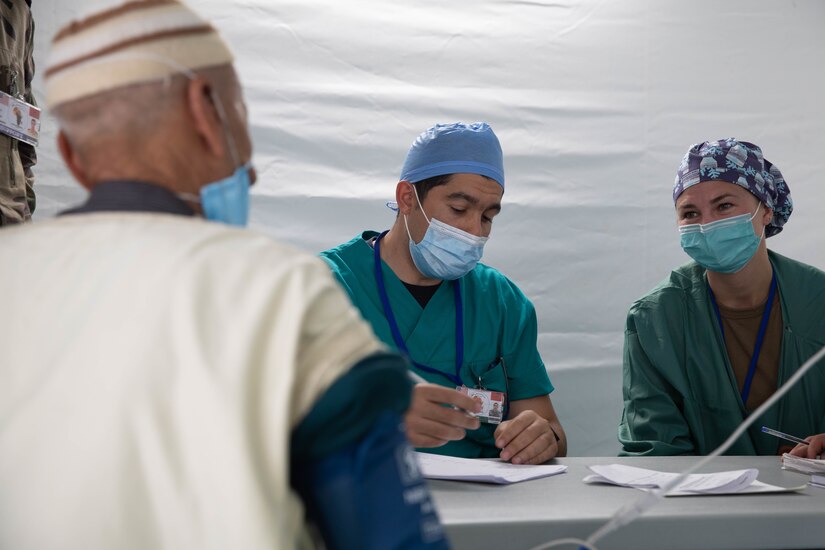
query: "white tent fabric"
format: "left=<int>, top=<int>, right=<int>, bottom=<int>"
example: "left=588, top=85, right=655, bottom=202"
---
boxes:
left=30, top=1, right=825, bottom=455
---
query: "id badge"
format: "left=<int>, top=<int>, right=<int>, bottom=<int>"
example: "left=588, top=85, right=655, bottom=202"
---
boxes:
left=457, top=386, right=505, bottom=425
left=0, top=91, right=40, bottom=147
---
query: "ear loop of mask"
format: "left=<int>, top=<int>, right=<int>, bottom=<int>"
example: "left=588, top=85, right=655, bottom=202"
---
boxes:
left=745, top=201, right=763, bottom=232
left=732, top=201, right=767, bottom=241
left=402, top=182, right=429, bottom=243
left=753, top=202, right=767, bottom=239
left=208, top=85, right=241, bottom=169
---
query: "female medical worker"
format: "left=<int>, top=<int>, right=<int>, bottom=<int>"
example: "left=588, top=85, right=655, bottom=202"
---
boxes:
left=322, top=122, right=567, bottom=464
left=619, top=138, right=825, bottom=457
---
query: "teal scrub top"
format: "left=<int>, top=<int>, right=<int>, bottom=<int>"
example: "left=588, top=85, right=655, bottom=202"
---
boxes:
left=321, top=232, right=554, bottom=458
left=619, top=250, right=825, bottom=456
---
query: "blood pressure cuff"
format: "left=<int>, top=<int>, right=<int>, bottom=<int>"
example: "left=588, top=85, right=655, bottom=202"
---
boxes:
left=292, top=412, right=450, bottom=549
left=290, top=351, right=413, bottom=460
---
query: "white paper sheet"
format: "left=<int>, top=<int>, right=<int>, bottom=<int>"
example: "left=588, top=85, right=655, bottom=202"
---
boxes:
left=582, top=464, right=802, bottom=496
left=584, top=464, right=757, bottom=493
left=782, top=454, right=825, bottom=475
left=415, top=452, right=567, bottom=484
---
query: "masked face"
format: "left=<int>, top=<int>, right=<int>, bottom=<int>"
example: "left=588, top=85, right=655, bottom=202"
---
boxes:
left=404, top=184, right=489, bottom=280
left=679, top=202, right=764, bottom=274
left=675, top=181, right=770, bottom=274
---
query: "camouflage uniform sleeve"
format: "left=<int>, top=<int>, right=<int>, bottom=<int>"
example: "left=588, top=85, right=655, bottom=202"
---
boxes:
left=18, top=4, right=36, bottom=215
left=0, top=2, right=35, bottom=225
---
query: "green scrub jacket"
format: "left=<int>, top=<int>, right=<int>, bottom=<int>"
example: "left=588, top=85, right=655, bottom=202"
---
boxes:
left=322, top=232, right=554, bottom=458
left=619, top=251, right=825, bottom=456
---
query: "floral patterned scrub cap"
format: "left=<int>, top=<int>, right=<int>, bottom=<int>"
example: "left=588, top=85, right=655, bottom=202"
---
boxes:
left=673, top=138, right=792, bottom=237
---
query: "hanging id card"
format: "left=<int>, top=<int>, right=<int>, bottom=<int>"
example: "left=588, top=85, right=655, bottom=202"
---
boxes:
left=0, top=91, right=40, bottom=147
left=457, top=386, right=505, bottom=425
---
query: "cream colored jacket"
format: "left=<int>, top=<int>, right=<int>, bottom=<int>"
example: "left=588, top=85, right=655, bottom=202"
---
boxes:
left=0, top=212, right=383, bottom=549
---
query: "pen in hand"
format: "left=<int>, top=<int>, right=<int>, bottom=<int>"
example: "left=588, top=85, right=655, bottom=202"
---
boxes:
left=407, top=370, right=429, bottom=385
left=761, top=426, right=809, bottom=447
left=406, top=370, right=477, bottom=416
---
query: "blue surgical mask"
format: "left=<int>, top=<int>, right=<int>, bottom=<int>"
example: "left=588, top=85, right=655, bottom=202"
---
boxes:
left=404, top=186, right=488, bottom=280
left=179, top=162, right=252, bottom=227
left=679, top=203, right=764, bottom=274
left=199, top=162, right=252, bottom=226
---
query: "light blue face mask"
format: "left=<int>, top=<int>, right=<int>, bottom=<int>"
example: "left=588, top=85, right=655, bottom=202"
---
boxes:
left=198, top=161, right=252, bottom=226
left=679, top=203, right=764, bottom=274
left=404, top=186, right=488, bottom=280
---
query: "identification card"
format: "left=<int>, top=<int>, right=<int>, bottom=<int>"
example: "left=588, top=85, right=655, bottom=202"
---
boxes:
left=457, top=386, right=505, bottom=425
left=0, top=91, right=40, bottom=147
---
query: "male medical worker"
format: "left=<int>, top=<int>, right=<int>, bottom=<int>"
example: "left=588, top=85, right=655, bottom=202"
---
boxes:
left=322, top=122, right=567, bottom=463
left=619, top=138, right=825, bottom=457
left=0, top=2, right=448, bottom=549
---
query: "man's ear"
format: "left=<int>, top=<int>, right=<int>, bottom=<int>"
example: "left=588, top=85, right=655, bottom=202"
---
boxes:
left=186, top=76, right=225, bottom=159
left=395, top=180, right=417, bottom=215
left=57, top=131, right=93, bottom=190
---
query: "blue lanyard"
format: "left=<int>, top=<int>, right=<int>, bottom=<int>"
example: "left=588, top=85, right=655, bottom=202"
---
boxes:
left=708, top=271, right=777, bottom=406
left=373, top=231, right=464, bottom=386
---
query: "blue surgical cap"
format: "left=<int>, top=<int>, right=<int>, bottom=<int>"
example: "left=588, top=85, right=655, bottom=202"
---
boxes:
left=399, top=122, right=505, bottom=188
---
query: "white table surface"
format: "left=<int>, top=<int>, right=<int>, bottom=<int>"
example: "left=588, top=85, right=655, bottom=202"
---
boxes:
left=428, top=455, right=825, bottom=550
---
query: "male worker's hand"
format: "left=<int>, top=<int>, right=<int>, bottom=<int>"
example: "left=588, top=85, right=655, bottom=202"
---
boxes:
left=404, top=384, right=482, bottom=447
left=788, top=433, right=825, bottom=459
left=494, top=410, right=559, bottom=465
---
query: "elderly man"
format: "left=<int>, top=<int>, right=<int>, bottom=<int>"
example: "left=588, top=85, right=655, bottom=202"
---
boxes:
left=620, top=138, right=825, bottom=457
left=0, top=2, right=447, bottom=549
left=322, top=122, right=567, bottom=464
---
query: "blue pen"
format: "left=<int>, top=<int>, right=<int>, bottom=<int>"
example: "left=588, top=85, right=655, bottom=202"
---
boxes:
left=761, top=426, right=809, bottom=446
left=406, top=370, right=479, bottom=416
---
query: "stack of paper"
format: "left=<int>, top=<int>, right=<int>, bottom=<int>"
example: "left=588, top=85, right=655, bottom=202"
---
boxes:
left=415, top=452, right=567, bottom=484
left=781, top=453, right=825, bottom=475
left=583, top=464, right=801, bottom=496
left=781, top=454, right=825, bottom=489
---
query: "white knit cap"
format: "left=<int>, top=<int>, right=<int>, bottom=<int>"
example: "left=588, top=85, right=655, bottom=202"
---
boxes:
left=45, top=0, right=234, bottom=109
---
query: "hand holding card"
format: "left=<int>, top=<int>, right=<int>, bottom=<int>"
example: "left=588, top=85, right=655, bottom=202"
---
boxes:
left=457, top=386, right=506, bottom=425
